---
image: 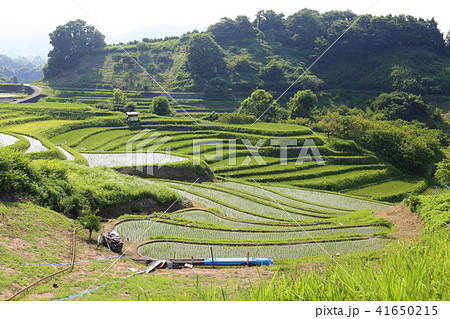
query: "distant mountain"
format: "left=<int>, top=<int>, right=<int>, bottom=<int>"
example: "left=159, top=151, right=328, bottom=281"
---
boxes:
left=0, top=26, right=51, bottom=60
left=0, top=54, right=44, bottom=83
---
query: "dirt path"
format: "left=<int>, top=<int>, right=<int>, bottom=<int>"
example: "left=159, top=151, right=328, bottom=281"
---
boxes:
left=374, top=204, right=423, bottom=239
left=12, top=85, right=43, bottom=104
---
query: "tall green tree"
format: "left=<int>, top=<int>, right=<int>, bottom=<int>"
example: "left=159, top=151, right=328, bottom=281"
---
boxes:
left=238, top=89, right=284, bottom=122
left=286, top=9, right=325, bottom=49
left=44, top=20, right=105, bottom=78
left=288, top=90, right=318, bottom=119
left=208, top=16, right=257, bottom=43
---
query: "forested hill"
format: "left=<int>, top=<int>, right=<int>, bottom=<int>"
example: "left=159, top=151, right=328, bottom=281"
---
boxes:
left=43, top=9, right=450, bottom=96
left=0, top=54, right=44, bottom=83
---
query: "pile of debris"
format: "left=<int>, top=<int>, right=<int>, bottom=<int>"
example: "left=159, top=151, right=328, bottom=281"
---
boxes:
left=97, top=231, right=123, bottom=254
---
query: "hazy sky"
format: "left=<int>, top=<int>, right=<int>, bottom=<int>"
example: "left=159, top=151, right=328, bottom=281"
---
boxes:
left=1, top=0, right=449, bottom=58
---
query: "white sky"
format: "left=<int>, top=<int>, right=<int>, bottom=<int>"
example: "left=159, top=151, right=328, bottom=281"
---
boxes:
left=1, top=0, right=449, bottom=57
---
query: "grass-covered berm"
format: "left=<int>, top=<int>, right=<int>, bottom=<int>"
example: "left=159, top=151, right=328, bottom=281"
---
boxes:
left=0, top=149, right=180, bottom=218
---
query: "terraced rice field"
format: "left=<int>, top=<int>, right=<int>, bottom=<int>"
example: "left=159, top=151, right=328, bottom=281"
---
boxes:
left=81, top=152, right=187, bottom=167
left=0, top=97, right=402, bottom=263
left=23, top=135, right=48, bottom=153
left=116, top=219, right=384, bottom=242
left=113, top=179, right=391, bottom=261
left=170, top=209, right=304, bottom=229
left=137, top=238, right=388, bottom=260
left=264, top=185, right=388, bottom=211
left=0, top=133, right=18, bottom=147
left=56, top=146, right=75, bottom=161
left=44, top=120, right=425, bottom=198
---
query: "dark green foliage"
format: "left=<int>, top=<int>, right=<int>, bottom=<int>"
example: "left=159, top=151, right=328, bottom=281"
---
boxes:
left=185, top=33, right=226, bottom=80
left=150, top=96, right=175, bottom=116
left=201, top=111, right=220, bottom=122
left=0, top=150, right=35, bottom=195
left=254, top=10, right=288, bottom=42
left=238, top=89, right=287, bottom=122
left=288, top=90, right=318, bottom=119
left=390, top=66, right=421, bottom=93
left=204, top=77, right=231, bottom=96
left=371, top=91, right=434, bottom=123
left=317, top=113, right=446, bottom=174
left=43, top=11, right=450, bottom=94
left=208, top=16, right=257, bottom=44
left=44, top=19, right=106, bottom=78
left=286, top=9, right=325, bottom=50
left=229, top=56, right=259, bottom=91
left=258, top=60, right=287, bottom=91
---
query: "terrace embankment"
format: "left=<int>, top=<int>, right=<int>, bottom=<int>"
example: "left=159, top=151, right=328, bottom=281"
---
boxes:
left=97, top=197, right=193, bottom=219
left=374, top=204, right=423, bottom=239
left=116, top=164, right=215, bottom=183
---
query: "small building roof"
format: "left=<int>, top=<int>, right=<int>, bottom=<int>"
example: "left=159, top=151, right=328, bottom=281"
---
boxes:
left=126, top=112, right=140, bottom=116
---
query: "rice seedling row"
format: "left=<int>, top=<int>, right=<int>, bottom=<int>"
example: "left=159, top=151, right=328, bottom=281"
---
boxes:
left=345, top=177, right=426, bottom=198
left=168, top=189, right=294, bottom=223
left=50, top=127, right=111, bottom=145
left=266, top=185, right=390, bottom=211
left=137, top=238, right=389, bottom=260
left=243, top=164, right=386, bottom=182
left=75, top=129, right=142, bottom=151
left=115, top=219, right=384, bottom=243
left=167, top=183, right=324, bottom=220
left=171, top=209, right=304, bottom=230
left=169, top=181, right=341, bottom=217
left=285, top=169, right=396, bottom=191
left=217, top=181, right=351, bottom=213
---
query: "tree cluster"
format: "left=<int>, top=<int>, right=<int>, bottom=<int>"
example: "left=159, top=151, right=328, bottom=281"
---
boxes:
left=317, top=113, right=448, bottom=174
left=150, top=96, right=175, bottom=116
left=44, top=20, right=106, bottom=78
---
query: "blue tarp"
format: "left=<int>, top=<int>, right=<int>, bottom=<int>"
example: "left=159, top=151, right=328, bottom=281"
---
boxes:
left=203, top=258, right=273, bottom=266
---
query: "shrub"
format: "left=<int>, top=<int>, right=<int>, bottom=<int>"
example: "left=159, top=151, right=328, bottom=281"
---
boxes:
left=150, top=96, right=175, bottom=116
left=0, top=149, right=35, bottom=195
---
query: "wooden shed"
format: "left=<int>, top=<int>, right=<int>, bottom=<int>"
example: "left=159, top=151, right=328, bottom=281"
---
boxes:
left=126, top=112, right=140, bottom=124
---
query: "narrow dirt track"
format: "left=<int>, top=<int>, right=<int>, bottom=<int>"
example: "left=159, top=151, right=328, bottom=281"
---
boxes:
left=12, top=85, right=43, bottom=103
left=374, top=204, right=423, bottom=239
